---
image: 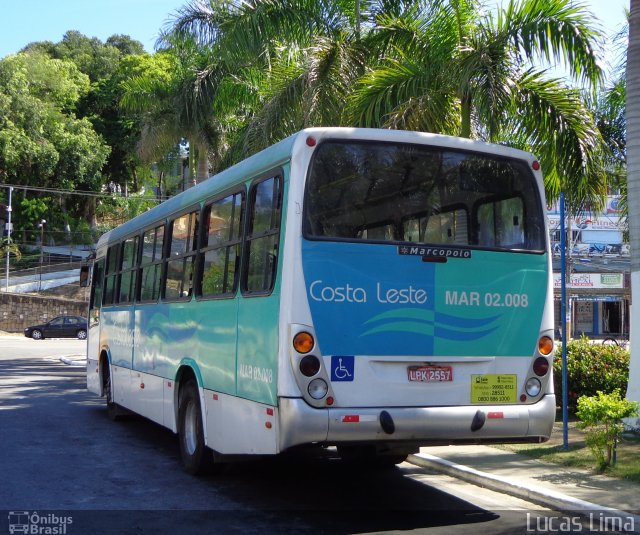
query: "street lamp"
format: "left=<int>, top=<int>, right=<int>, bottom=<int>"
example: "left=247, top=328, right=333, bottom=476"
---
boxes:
left=38, top=219, right=46, bottom=292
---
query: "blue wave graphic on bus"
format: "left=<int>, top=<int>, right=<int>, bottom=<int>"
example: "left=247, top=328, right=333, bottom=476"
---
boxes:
left=362, top=308, right=501, bottom=341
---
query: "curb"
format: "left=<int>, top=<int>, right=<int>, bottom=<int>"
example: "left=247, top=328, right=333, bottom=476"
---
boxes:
left=59, top=355, right=87, bottom=366
left=408, top=452, right=640, bottom=533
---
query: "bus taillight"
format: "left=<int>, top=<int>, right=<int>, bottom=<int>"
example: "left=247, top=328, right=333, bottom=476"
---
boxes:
left=293, top=332, right=315, bottom=354
left=308, top=378, right=328, bottom=399
left=537, top=336, right=554, bottom=356
left=525, top=378, right=542, bottom=397
left=300, top=355, right=321, bottom=377
left=533, top=357, right=550, bottom=376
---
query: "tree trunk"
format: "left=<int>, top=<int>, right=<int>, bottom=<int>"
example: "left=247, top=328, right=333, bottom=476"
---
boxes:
left=626, top=0, right=640, bottom=428
left=460, top=94, right=472, bottom=138
left=196, top=143, right=209, bottom=185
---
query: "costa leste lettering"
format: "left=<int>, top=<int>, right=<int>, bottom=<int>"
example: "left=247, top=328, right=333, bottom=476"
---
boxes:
left=310, top=280, right=428, bottom=304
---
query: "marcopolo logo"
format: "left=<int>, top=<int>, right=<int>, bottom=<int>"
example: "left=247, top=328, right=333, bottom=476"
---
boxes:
left=7, top=512, right=72, bottom=535
left=398, top=245, right=472, bottom=259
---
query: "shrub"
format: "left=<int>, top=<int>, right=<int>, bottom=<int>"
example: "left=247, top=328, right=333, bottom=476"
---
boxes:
left=553, top=336, right=630, bottom=412
left=576, top=389, right=638, bottom=470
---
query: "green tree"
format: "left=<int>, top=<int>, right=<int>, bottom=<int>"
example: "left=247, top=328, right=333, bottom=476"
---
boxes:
left=106, top=34, right=146, bottom=57
left=169, top=0, right=610, bottom=215
left=577, top=389, right=638, bottom=469
left=349, top=0, right=607, bottom=211
left=589, top=17, right=628, bottom=229
left=78, top=53, right=161, bottom=193
left=167, top=0, right=365, bottom=159
left=0, top=52, right=110, bottom=227
left=26, top=30, right=123, bottom=82
left=0, top=237, right=21, bottom=261
left=120, top=36, right=224, bottom=184
left=22, top=31, right=148, bottom=194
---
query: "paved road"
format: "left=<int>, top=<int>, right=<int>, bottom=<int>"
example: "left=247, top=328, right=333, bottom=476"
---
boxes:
left=0, top=337, right=595, bottom=534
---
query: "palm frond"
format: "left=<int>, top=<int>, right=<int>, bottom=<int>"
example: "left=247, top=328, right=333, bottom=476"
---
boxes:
left=496, top=0, right=604, bottom=88
left=348, top=55, right=455, bottom=132
left=511, top=69, right=607, bottom=210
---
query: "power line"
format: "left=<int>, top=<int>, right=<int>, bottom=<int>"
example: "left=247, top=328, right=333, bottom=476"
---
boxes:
left=0, top=183, right=172, bottom=202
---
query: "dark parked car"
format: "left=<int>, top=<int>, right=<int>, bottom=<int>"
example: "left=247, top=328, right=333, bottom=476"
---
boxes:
left=24, top=315, right=88, bottom=340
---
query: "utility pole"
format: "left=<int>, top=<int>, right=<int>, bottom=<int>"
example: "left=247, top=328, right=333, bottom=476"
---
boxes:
left=38, top=219, right=46, bottom=292
left=4, top=186, right=12, bottom=293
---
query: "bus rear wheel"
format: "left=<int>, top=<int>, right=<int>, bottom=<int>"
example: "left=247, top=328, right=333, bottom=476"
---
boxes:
left=178, top=379, right=211, bottom=475
left=338, top=445, right=408, bottom=469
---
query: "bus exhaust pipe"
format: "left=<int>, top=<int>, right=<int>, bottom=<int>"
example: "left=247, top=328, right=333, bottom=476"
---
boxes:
left=471, top=410, right=486, bottom=432
left=379, top=410, right=395, bottom=434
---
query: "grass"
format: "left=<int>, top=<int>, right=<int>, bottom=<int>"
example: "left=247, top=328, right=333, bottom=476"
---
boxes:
left=496, top=423, right=640, bottom=484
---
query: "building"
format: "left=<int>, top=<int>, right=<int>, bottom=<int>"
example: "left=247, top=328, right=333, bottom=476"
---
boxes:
left=548, top=196, right=630, bottom=340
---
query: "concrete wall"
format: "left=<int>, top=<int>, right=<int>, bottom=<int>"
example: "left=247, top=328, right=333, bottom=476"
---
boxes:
left=0, top=293, right=87, bottom=333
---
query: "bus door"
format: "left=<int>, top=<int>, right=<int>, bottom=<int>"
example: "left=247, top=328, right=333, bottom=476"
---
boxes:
left=102, top=238, right=138, bottom=407
left=86, top=257, right=104, bottom=396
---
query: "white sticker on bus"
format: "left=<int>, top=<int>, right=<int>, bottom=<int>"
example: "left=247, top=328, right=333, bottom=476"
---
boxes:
left=445, top=291, right=529, bottom=307
left=239, top=364, right=274, bottom=384
left=310, top=280, right=428, bottom=305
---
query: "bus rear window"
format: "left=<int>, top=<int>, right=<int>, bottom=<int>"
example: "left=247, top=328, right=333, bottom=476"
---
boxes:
left=303, top=141, right=545, bottom=252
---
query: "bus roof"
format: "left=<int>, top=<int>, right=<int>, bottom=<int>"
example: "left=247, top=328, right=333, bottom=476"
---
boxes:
left=96, top=127, right=538, bottom=249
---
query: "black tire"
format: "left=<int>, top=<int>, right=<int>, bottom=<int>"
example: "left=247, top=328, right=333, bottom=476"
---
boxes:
left=602, top=338, right=619, bottom=346
left=178, top=379, right=211, bottom=475
left=338, top=446, right=407, bottom=469
left=31, top=329, right=43, bottom=340
left=104, top=362, right=123, bottom=421
left=372, top=454, right=408, bottom=468
left=77, top=329, right=87, bottom=340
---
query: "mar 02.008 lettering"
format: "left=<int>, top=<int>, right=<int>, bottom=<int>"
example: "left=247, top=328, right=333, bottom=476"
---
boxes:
left=445, top=291, right=529, bottom=308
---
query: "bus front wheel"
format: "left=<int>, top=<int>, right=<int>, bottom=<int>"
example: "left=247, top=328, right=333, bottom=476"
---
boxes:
left=103, top=363, right=124, bottom=421
left=178, top=379, right=211, bottom=475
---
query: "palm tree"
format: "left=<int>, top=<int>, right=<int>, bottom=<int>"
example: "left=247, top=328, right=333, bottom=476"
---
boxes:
left=168, top=0, right=609, bottom=212
left=626, top=0, right=640, bottom=414
left=349, top=0, right=607, bottom=211
left=166, top=0, right=367, bottom=159
left=120, top=35, right=223, bottom=185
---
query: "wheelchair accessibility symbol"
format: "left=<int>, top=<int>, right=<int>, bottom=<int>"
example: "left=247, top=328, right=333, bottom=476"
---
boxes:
left=331, top=356, right=354, bottom=381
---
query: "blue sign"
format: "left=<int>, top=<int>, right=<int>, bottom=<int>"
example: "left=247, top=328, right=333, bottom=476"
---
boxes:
left=331, top=355, right=354, bottom=382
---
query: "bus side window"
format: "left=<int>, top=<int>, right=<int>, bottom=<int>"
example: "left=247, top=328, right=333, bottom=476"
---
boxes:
left=117, top=236, right=139, bottom=304
left=90, top=259, right=104, bottom=311
left=139, top=225, right=164, bottom=302
left=243, top=175, right=282, bottom=294
left=164, top=210, right=199, bottom=300
left=477, top=196, right=525, bottom=248
left=103, top=245, right=119, bottom=306
left=424, top=209, right=468, bottom=245
left=403, top=208, right=468, bottom=245
left=198, top=191, right=244, bottom=297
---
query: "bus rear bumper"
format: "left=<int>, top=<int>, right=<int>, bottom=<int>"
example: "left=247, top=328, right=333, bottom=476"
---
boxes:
left=278, top=394, right=555, bottom=451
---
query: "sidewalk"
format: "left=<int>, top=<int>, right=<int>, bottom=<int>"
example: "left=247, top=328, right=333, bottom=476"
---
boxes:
left=409, top=427, right=640, bottom=531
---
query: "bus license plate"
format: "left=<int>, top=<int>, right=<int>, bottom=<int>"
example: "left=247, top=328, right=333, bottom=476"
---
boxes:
left=408, top=365, right=452, bottom=382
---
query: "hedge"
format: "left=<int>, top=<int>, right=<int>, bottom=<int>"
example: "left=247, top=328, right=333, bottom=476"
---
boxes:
left=553, top=336, right=630, bottom=412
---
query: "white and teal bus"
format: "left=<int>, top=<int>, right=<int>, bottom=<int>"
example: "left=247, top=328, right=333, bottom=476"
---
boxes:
left=86, top=127, right=555, bottom=474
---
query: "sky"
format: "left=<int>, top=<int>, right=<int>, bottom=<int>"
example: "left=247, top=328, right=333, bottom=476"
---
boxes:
left=0, top=0, right=631, bottom=59
left=0, top=0, right=184, bottom=57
